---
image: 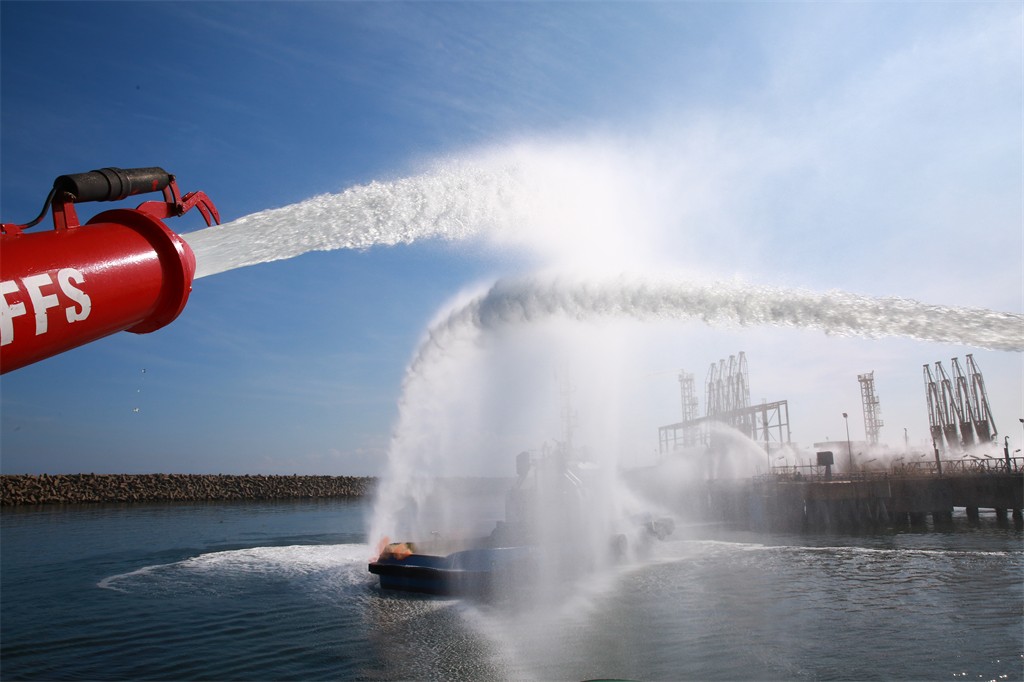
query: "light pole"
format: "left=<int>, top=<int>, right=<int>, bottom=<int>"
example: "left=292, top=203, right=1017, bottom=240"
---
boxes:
left=843, top=412, right=852, bottom=475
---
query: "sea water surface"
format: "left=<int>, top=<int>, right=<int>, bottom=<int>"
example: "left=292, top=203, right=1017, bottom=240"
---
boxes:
left=2, top=498, right=1021, bottom=681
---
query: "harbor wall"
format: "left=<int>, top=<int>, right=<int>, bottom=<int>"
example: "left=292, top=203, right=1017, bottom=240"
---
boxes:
left=700, top=473, right=1024, bottom=532
left=0, top=474, right=375, bottom=506
left=630, top=466, right=1024, bottom=533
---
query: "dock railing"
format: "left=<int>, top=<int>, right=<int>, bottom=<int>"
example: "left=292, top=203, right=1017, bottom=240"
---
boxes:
left=894, top=457, right=1022, bottom=476
left=762, top=456, right=1023, bottom=482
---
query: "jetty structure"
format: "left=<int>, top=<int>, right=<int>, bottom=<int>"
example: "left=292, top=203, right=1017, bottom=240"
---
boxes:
left=653, top=352, right=1023, bottom=532
left=0, top=474, right=373, bottom=506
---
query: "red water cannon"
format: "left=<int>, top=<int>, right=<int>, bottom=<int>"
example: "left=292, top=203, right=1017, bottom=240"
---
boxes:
left=0, top=167, right=220, bottom=374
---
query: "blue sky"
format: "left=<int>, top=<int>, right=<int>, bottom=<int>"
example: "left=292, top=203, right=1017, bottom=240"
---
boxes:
left=2, top=2, right=1021, bottom=476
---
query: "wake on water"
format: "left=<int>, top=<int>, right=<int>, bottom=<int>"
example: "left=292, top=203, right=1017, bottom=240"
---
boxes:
left=97, top=544, right=375, bottom=596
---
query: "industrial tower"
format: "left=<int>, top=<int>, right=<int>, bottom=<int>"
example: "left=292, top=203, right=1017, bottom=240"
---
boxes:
left=923, top=354, right=997, bottom=453
left=858, top=371, right=884, bottom=445
left=706, top=352, right=751, bottom=433
left=679, top=370, right=699, bottom=422
left=677, top=371, right=700, bottom=447
left=965, top=355, right=996, bottom=442
left=659, top=351, right=790, bottom=455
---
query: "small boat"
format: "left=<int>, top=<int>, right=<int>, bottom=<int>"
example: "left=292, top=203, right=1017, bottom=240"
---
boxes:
left=369, top=444, right=675, bottom=597
left=369, top=542, right=538, bottom=596
left=369, top=447, right=571, bottom=597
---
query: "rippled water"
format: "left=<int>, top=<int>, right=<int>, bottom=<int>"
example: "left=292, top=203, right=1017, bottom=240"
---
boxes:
left=2, top=499, right=1021, bottom=680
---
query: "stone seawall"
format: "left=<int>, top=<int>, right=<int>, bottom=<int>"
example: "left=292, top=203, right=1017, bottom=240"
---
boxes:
left=0, top=474, right=375, bottom=506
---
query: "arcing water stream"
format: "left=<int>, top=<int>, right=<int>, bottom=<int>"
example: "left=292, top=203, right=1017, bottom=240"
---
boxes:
left=182, top=146, right=1024, bottom=353
left=184, top=161, right=527, bottom=279
left=410, top=273, right=1024, bottom=370
left=182, top=143, right=1023, bottom=601
left=365, top=272, right=1023, bottom=561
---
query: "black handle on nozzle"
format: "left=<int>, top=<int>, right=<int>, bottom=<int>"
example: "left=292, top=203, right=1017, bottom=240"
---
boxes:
left=53, top=167, right=171, bottom=203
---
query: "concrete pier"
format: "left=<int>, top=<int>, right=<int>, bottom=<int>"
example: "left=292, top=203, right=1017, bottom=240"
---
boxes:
left=690, top=471, right=1023, bottom=533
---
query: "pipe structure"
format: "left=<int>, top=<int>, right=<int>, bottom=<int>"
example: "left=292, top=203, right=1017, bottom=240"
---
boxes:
left=0, top=167, right=219, bottom=374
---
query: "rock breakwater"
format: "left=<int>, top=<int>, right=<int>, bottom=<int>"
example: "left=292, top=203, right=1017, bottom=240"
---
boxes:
left=0, top=474, right=374, bottom=506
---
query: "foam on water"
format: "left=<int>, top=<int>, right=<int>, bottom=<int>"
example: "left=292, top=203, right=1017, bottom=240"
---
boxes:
left=98, top=543, right=374, bottom=596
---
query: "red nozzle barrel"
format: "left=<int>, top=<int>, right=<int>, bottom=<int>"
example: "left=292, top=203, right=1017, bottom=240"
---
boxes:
left=0, top=208, right=195, bottom=373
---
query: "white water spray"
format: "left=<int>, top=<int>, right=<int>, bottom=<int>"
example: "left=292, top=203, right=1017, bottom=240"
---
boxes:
left=407, top=273, right=1024, bottom=380
left=369, top=272, right=1022, bottom=551
left=183, top=138, right=681, bottom=278
left=179, top=135, right=1021, bottom=599
left=184, top=162, right=528, bottom=279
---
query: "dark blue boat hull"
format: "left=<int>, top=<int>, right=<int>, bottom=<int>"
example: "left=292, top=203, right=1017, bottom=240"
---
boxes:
left=369, top=546, right=537, bottom=596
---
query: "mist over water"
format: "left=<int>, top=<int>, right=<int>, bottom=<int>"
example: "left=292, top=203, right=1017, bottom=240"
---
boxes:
left=366, top=270, right=1023, bottom=578
left=183, top=137, right=1020, bottom=607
